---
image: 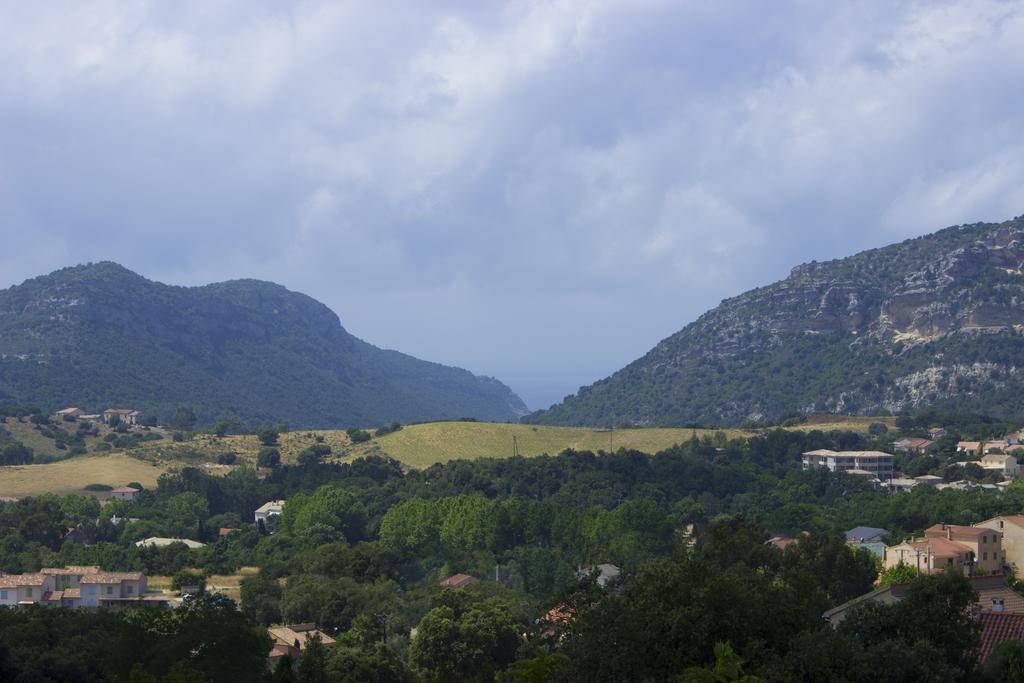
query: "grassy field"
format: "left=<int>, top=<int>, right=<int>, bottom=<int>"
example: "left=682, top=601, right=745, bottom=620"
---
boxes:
left=0, top=414, right=895, bottom=497
left=0, top=453, right=168, bottom=498
left=344, top=422, right=747, bottom=468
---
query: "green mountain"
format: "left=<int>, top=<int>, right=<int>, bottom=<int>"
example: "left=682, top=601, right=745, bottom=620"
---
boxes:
left=0, top=263, right=527, bottom=427
left=527, top=215, right=1024, bottom=427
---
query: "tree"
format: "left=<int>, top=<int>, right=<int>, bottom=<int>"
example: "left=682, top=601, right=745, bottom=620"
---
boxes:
left=258, top=447, right=281, bottom=468
left=346, top=428, right=371, bottom=444
left=410, top=597, right=521, bottom=682
left=0, top=443, right=33, bottom=466
left=172, top=407, right=197, bottom=431
left=878, top=562, right=918, bottom=586
left=257, top=426, right=280, bottom=446
left=682, top=642, right=765, bottom=683
left=240, top=575, right=283, bottom=625
left=297, top=633, right=329, bottom=683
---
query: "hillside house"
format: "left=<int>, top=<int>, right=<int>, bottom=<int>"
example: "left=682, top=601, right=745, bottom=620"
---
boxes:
left=255, top=500, right=286, bottom=524
left=577, top=564, right=622, bottom=587
left=980, top=453, right=1020, bottom=478
left=54, top=407, right=83, bottom=419
left=268, top=624, right=336, bottom=667
left=103, top=409, right=143, bottom=425
left=801, top=450, right=894, bottom=479
left=845, top=526, right=891, bottom=544
left=439, top=573, right=478, bottom=589
left=110, top=486, right=139, bottom=502
left=984, top=441, right=1010, bottom=454
left=884, top=524, right=1004, bottom=574
left=79, top=572, right=149, bottom=607
left=958, top=441, right=982, bottom=455
left=977, top=516, right=1024, bottom=574
left=929, top=427, right=947, bottom=439
left=892, top=437, right=934, bottom=454
left=134, top=537, right=205, bottom=549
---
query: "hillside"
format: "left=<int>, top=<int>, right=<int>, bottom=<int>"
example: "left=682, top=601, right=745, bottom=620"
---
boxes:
left=527, top=215, right=1024, bottom=427
left=0, top=263, right=527, bottom=427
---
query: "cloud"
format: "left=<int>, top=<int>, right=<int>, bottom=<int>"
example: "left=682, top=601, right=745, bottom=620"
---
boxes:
left=0, top=0, right=1022, bottom=409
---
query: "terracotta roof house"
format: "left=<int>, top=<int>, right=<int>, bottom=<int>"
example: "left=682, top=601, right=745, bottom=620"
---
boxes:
left=54, top=407, right=83, bottom=419
left=958, top=441, right=982, bottom=455
left=980, top=453, right=1020, bottom=478
left=978, top=516, right=1024, bottom=574
left=103, top=409, right=143, bottom=425
left=892, top=437, right=934, bottom=454
left=268, top=623, right=336, bottom=665
left=884, top=524, right=1004, bottom=575
left=110, top=486, right=140, bottom=502
left=929, top=427, right=947, bottom=439
left=439, top=573, right=478, bottom=589
left=978, top=612, right=1024, bottom=663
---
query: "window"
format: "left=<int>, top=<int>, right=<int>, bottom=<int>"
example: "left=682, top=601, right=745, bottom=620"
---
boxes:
left=25, top=588, right=32, bottom=597
left=984, top=552, right=989, bottom=560
left=983, top=536, right=987, bottom=543
left=126, top=585, right=133, bottom=595
left=106, top=585, right=113, bottom=595
left=0, top=591, right=6, bottom=600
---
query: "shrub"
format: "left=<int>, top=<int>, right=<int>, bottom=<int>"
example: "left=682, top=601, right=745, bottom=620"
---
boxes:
left=257, top=426, right=280, bottom=446
left=346, top=428, right=372, bottom=444
left=94, top=443, right=113, bottom=452
left=217, top=452, right=238, bottom=465
left=84, top=483, right=113, bottom=491
left=257, top=447, right=281, bottom=468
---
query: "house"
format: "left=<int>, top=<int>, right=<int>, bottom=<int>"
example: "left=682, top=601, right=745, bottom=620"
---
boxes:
left=801, top=450, right=894, bottom=479
left=980, top=453, right=1020, bottom=478
left=268, top=623, right=336, bottom=666
left=957, top=441, right=982, bottom=455
left=79, top=572, right=149, bottom=607
left=54, top=407, right=83, bottom=419
left=884, top=524, right=1004, bottom=574
left=103, top=409, right=143, bottom=425
left=984, top=441, right=1010, bottom=454
left=134, top=537, right=205, bottom=549
left=928, top=427, right=947, bottom=439
left=439, top=573, right=478, bottom=589
left=768, top=535, right=801, bottom=550
left=913, top=474, right=944, bottom=485
left=255, top=500, right=286, bottom=524
left=845, top=526, right=890, bottom=544
left=978, top=612, right=1024, bottom=663
left=0, top=573, right=50, bottom=607
left=977, top=516, right=1024, bottom=573
left=577, top=563, right=622, bottom=587
left=110, top=486, right=139, bottom=502
left=218, top=527, right=239, bottom=537
left=892, top=437, right=934, bottom=454
left=824, top=574, right=1023, bottom=627
left=880, top=477, right=919, bottom=493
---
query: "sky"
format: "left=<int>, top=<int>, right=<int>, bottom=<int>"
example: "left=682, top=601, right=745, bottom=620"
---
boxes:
left=1, top=1, right=1023, bottom=411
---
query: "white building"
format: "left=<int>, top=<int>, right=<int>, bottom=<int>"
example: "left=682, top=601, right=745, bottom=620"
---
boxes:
left=801, top=450, right=894, bottom=479
left=255, top=500, right=286, bottom=524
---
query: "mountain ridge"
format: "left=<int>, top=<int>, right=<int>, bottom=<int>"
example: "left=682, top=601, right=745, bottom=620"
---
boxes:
left=0, top=262, right=528, bottom=427
left=526, top=215, right=1024, bottom=427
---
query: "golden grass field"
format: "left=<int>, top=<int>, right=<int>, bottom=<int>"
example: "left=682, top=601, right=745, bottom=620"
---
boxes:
left=0, top=414, right=893, bottom=497
left=0, top=453, right=167, bottom=497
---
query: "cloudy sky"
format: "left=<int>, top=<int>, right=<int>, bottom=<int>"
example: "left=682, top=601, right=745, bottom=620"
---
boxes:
left=1, top=1, right=1023, bottom=410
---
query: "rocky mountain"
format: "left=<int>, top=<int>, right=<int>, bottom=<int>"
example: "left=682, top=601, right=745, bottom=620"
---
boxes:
left=0, top=263, right=527, bottom=427
left=527, top=215, right=1024, bottom=427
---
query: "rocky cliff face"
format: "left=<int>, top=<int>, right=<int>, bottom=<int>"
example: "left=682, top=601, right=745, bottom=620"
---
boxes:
left=527, top=216, right=1024, bottom=427
left=0, top=263, right=528, bottom=427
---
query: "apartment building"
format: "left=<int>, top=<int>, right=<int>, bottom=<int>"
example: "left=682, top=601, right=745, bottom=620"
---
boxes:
left=801, top=449, right=894, bottom=479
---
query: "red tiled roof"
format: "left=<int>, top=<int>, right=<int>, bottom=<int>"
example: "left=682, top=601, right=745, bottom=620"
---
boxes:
left=0, top=573, right=47, bottom=587
left=439, top=573, right=477, bottom=588
left=925, top=524, right=989, bottom=539
left=978, top=612, right=1024, bottom=662
left=41, top=566, right=100, bottom=575
left=80, top=572, right=143, bottom=584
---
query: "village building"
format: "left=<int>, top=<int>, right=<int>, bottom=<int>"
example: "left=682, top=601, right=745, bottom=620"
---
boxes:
left=134, top=537, right=205, bottom=549
left=54, top=407, right=83, bottom=419
left=110, top=486, right=140, bottom=502
left=801, top=450, right=894, bottom=479
left=977, top=516, right=1024, bottom=574
left=439, top=573, right=478, bottom=589
left=957, top=441, right=982, bottom=455
left=268, top=623, right=336, bottom=667
left=0, top=567, right=167, bottom=609
left=892, top=437, right=934, bottom=454
left=845, top=526, right=891, bottom=544
left=980, top=453, right=1020, bottom=478
left=255, top=500, right=286, bottom=524
left=103, top=408, right=143, bottom=425
left=928, top=427, right=947, bottom=439
left=883, top=524, right=1004, bottom=575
